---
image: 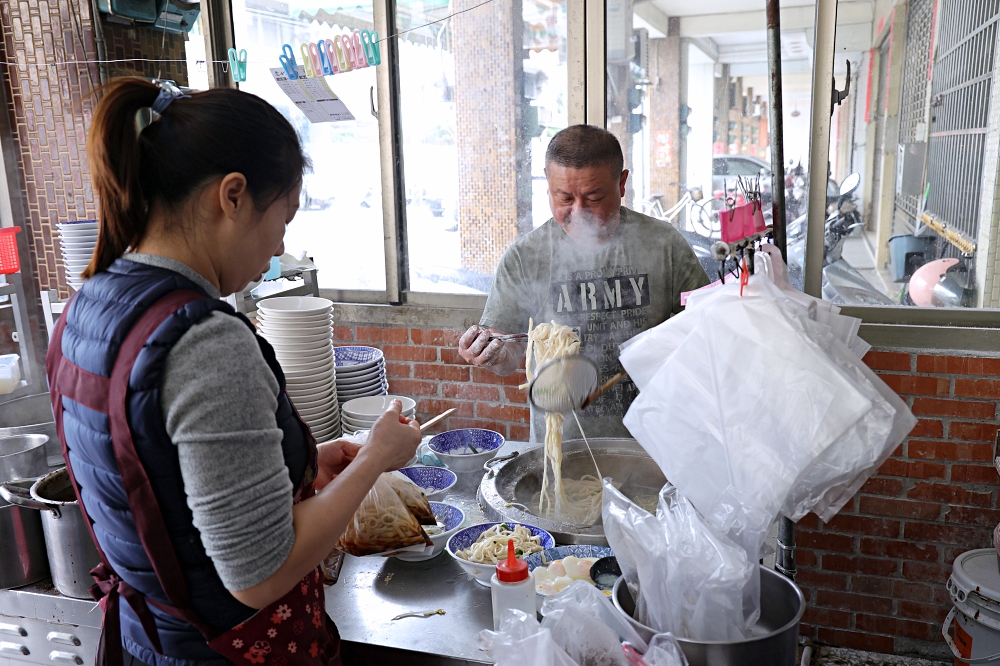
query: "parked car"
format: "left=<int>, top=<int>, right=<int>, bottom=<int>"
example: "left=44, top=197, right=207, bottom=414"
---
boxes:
left=712, top=156, right=773, bottom=199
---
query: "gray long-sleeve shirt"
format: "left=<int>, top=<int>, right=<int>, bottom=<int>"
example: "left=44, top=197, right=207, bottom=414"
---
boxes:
left=123, top=254, right=294, bottom=591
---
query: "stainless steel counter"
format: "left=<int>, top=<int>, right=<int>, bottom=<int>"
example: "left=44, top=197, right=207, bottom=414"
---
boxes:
left=327, top=440, right=536, bottom=666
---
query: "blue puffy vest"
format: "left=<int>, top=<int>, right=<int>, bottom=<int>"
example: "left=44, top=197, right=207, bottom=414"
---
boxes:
left=58, top=259, right=310, bottom=666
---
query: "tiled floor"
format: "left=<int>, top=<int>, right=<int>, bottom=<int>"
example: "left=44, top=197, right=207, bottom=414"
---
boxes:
left=813, top=646, right=947, bottom=666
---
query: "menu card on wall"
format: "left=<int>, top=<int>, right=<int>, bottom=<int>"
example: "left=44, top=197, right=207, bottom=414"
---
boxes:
left=269, top=66, right=355, bottom=123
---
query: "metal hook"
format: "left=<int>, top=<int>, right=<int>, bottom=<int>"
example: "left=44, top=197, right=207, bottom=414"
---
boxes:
left=369, top=86, right=377, bottom=119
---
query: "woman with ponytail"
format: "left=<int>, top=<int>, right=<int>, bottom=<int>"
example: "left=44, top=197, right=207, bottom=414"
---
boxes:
left=47, top=78, right=420, bottom=666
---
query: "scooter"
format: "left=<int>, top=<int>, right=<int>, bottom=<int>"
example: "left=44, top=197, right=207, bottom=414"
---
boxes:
left=786, top=173, right=895, bottom=305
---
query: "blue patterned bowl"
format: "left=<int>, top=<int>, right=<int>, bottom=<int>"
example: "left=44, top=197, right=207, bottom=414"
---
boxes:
left=334, top=346, right=384, bottom=370
left=394, top=501, right=466, bottom=562
left=446, top=521, right=555, bottom=586
left=428, top=429, right=504, bottom=473
left=397, top=466, right=457, bottom=498
left=524, top=545, right=615, bottom=612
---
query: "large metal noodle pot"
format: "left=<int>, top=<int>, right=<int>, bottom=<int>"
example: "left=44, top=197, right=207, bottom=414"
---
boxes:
left=478, top=438, right=665, bottom=545
left=0, top=467, right=101, bottom=598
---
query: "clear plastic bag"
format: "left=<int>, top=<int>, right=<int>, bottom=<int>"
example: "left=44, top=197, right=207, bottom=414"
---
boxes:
left=385, top=470, right=436, bottom=525
left=641, top=634, right=687, bottom=666
left=336, top=473, right=432, bottom=556
left=541, top=580, right=649, bottom=654
left=478, top=609, right=579, bottom=666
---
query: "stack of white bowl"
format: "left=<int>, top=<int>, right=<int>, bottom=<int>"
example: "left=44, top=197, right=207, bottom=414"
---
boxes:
left=256, top=296, right=340, bottom=442
left=334, top=346, right=387, bottom=404
left=57, top=220, right=99, bottom=291
left=341, top=395, right=416, bottom=434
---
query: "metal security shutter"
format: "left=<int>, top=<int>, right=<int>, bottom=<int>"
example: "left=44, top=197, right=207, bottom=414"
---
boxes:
left=924, top=0, right=1000, bottom=256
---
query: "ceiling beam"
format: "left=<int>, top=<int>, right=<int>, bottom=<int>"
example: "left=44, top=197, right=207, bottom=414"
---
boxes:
left=678, top=1, right=872, bottom=37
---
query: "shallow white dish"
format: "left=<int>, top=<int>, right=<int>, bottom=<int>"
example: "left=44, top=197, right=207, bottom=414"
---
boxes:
left=342, top=395, right=416, bottom=419
left=335, top=375, right=383, bottom=392
left=394, top=501, right=466, bottom=562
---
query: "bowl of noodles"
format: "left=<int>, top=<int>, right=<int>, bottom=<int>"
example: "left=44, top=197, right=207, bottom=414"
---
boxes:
left=428, top=429, right=504, bottom=473
left=393, top=501, right=466, bottom=562
left=446, top=521, right=554, bottom=586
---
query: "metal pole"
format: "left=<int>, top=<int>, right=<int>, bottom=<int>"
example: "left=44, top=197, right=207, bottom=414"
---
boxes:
left=803, top=0, right=839, bottom=297
left=767, top=0, right=796, bottom=581
left=766, top=0, right=788, bottom=262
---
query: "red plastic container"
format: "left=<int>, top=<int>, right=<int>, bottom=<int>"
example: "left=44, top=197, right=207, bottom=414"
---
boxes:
left=0, top=227, right=21, bottom=275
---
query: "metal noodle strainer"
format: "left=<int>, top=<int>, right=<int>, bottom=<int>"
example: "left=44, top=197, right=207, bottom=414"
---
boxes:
left=528, top=355, right=629, bottom=414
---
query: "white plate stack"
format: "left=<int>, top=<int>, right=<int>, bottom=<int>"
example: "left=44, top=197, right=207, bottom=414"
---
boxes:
left=341, top=395, right=416, bottom=434
left=256, top=296, right=340, bottom=442
left=334, top=346, right=388, bottom=404
left=57, top=220, right=99, bottom=291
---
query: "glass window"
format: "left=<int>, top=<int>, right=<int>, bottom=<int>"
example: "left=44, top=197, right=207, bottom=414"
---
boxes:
left=824, top=0, right=1000, bottom=309
left=397, top=0, right=569, bottom=295
left=231, top=0, right=387, bottom=292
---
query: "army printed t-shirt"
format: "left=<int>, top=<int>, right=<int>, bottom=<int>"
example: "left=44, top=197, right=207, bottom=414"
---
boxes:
left=480, top=206, right=710, bottom=442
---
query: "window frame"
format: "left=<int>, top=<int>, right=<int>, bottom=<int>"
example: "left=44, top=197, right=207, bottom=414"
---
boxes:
left=218, top=0, right=1000, bottom=348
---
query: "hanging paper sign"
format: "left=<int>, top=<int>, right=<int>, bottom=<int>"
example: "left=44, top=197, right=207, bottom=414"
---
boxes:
left=269, top=66, right=355, bottom=123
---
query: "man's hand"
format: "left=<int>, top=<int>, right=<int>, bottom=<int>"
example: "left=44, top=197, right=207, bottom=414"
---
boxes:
left=314, top=439, right=362, bottom=491
left=458, top=325, right=525, bottom=376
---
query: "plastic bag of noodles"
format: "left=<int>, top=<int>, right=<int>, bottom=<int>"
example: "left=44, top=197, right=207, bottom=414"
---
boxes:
left=337, top=473, right=432, bottom=556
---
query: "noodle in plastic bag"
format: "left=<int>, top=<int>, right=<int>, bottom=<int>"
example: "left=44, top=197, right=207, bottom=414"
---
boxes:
left=337, top=474, right=432, bottom=557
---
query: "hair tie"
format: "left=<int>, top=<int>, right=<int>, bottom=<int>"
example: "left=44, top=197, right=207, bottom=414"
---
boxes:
left=150, top=80, right=190, bottom=114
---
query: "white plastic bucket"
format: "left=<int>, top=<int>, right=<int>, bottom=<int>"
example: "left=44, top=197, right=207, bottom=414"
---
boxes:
left=944, top=549, right=1000, bottom=665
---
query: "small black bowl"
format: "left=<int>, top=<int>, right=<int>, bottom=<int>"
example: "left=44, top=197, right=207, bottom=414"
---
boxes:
left=590, top=556, right=622, bottom=591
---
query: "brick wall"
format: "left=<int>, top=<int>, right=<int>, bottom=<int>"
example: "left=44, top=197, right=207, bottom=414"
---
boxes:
left=333, top=320, right=1000, bottom=659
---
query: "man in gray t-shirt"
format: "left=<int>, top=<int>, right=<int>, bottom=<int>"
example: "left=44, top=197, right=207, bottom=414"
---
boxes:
left=458, top=125, right=709, bottom=441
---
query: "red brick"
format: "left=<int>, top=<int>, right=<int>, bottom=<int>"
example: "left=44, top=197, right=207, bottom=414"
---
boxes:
left=385, top=361, right=411, bottom=379
left=917, top=355, right=1000, bottom=376
left=956, top=378, right=1000, bottom=399
left=898, top=600, right=948, bottom=623
left=448, top=417, right=506, bottom=433
left=386, top=379, right=437, bottom=396
left=816, top=628, right=894, bottom=653
left=797, top=548, right=818, bottom=566
left=908, top=482, right=992, bottom=507
left=797, top=513, right=820, bottom=529
left=933, top=584, right=953, bottom=605
left=381, top=345, right=437, bottom=362
left=859, top=538, right=939, bottom=562
left=509, top=425, right=530, bottom=441
left=859, top=477, right=904, bottom=496
left=903, top=521, right=981, bottom=546
left=816, top=590, right=893, bottom=614
left=945, top=505, right=1000, bottom=528
left=858, top=496, right=940, bottom=520
left=912, top=397, right=996, bottom=419
left=440, top=348, right=468, bottom=365
left=472, top=368, right=527, bottom=386
left=442, top=383, right=500, bottom=402
left=824, top=514, right=900, bottom=538
left=503, top=387, right=530, bottom=404
left=354, top=326, right=409, bottom=344
left=795, top=530, right=855, bottom=553
left=477, top=403, right=531, bottom=423
left=855, top=614, right=934, bottom=641
left=850, top=575, right=893, bottom=596
left=951, top=464, right=999, bottom=483
left=410, top=328, right=462, bottom=346
left=908, top=439, right=992, bottom=462
left=414, top=399, right=474, bottom=419
left=795, top=569, right=848, bottom=590
left=950, top=422, right=1000, bottom=442
left=910, top=419, right=944, bottom=438
left=878, top=458, right=947, bottom=479
left=893, top=579, right=932, bottom=601
left=864, top=351, right=911, bottom=371
left=822, top=554, right=897, bottom=576
left=332, top=325, right=353, bottom=341
left=802, top=607, right=850, bottom=629
left=412, top=364, right=470, bottom=382
left=877, top=373, right=950, bottom=396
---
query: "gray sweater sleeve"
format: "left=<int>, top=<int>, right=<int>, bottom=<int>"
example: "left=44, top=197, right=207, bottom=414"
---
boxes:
left=161, top=311, right=296, bottom=592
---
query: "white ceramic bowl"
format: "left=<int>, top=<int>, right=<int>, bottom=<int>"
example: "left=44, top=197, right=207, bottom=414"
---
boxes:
left=446, top=522, right=555, bottom=587
left=265, top=331, right=332, bottom=344
left=257, top=296, right=333, bottom=315
left=342, top=395, right=416, bottom=419
left=290, top=391, right=336, bottom=411
left=283, top=360, right=334, bottom=377
left=334, top=360, right=384, bottom=377
left=335, top=376, right=383, bottom=392
left=278, top=356, right=333, bottom=373
left=287, top=376, right=337, bottom=391
left=394, top=502, right=466, bottom=562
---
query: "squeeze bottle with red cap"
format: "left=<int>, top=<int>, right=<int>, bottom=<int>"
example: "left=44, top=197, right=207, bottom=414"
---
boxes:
left=490, top=539, right=536, bottom=630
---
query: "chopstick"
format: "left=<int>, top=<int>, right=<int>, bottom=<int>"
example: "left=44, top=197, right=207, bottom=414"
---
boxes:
left=419, top=408, right=456, bottom=431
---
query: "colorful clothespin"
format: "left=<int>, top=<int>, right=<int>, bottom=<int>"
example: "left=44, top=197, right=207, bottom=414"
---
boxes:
left=369, top=30, right=381, bottom=65
left=299, top=43, right=315, bottom=77
left=351, top=30, right=367, bottom=68
left=279, top=43, right=298, bottom=80
left=307, top=42, right=323, bottom=77
left=322, top=39, right=340, bottom=74
left=228, top=48, right=247, bottom=82
left=360, top=30, right=376, bottom=66
left=317, top=40, right=334, bottom=76
left=333, top=35, right=352, bottom=73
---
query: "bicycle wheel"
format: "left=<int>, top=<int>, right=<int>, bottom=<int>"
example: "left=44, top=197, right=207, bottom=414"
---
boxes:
left=690, top=199, right=721, bottom=238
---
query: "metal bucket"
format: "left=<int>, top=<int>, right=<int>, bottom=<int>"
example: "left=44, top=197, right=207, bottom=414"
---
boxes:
left=0, top=434, right=48, bottom=482
left=0, top=393, right=60, bottom=467
left=612, top=569, right=804, bottom=666
left=0, top=477, right=49, bottom=589
left=0, top=468, right=101, bottom=599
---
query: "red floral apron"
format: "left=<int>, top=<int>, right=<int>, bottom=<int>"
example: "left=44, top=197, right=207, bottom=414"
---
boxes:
left=47, top=290, right=341, bottom=666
